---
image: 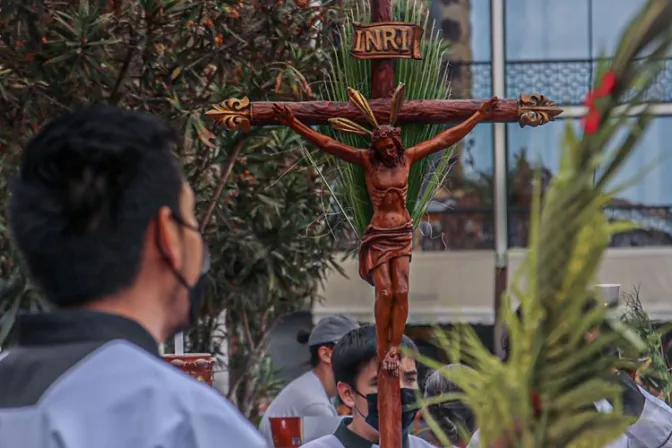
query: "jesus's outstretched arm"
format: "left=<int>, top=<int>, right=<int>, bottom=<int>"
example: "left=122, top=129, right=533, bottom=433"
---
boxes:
left=273, top=104, right=364, bottom=166
left=407, top=97, right=499, bottom=163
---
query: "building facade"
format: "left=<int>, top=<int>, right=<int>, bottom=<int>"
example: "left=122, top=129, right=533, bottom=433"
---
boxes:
left=315, top=0, right=672, bottom=324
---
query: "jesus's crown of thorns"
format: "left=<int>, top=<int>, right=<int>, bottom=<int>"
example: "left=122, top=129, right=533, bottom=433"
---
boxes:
left=328, top=83, right=405, bottom=137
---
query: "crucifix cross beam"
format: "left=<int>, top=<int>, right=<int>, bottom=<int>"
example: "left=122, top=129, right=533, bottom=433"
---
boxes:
left=206, top=94, right=562, bottom=131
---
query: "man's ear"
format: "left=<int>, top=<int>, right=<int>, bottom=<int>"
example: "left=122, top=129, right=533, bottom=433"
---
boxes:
left=318, top=345, right=333, bottom=365
left=155, top=205, right=181, bottom=269
left=337, top=382, right=355, bottom=408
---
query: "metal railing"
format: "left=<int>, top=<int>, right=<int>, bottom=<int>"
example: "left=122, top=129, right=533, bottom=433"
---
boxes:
left=447, top=58, right=672, bottom=105
left=334, top=204, right=672, bottom=251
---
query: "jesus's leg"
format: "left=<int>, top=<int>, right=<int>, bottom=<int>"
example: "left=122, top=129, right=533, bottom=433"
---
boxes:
left=372, top=263, right=396, bottom=375
left=389, top=256, right=410, bottom=356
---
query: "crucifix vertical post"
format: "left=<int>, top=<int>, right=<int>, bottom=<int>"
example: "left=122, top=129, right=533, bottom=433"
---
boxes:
left=370, top=0, right=395, bottom=98
left=368, top=0, right=404, bottom=446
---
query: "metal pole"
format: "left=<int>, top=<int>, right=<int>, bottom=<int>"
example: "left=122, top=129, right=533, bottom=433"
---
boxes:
left=174, top=332, right=184, bottom=355
left=491, top=0, right=509, bottom=356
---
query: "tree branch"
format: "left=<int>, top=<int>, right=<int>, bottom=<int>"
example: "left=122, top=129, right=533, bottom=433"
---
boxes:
left=241, top=308, right=256, bottom=351
left=199, top=134, right=246, bottom=231
left=108, top=24, right=137, bottom=105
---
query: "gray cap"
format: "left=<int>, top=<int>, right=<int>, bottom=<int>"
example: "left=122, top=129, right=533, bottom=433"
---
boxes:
left=308, top=315, right=360, bottom=346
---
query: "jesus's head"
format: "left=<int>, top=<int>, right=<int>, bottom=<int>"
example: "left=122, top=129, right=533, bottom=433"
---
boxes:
left=370, top=125, right=404, bottom=167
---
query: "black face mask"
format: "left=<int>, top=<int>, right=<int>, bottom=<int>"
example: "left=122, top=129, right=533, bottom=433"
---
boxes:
left=355, top=388, right=419, bottom=433
left=156, top=214, right=211, bottom=325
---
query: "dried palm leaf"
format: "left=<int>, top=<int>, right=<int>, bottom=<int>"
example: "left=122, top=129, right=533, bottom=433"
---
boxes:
left=347, top=87, right=378, bottom=128
left=388, top=83, right=406, bottom=126
left=328, top=117, right=373, bottom=136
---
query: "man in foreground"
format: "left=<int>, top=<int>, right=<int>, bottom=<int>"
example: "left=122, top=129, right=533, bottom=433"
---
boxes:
left=260, top=315, right=360, bottom=445
left=0, top=106, right=265, bottom=447
left=302, top=325, right=432, bottom=448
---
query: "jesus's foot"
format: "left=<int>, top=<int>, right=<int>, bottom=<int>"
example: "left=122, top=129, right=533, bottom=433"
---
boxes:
left=382, top=346, right=400, bottom=376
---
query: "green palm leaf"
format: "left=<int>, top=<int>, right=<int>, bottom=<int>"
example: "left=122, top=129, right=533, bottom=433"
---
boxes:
left=319, top=0, right=452, bottom=236
left=420, top=1, right=672, bottom=446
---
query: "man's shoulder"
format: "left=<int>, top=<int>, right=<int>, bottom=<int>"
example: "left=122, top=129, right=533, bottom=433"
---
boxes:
left=266, top=372, right=330, bottom=414
left=409, top=434, right=435, bottom=447
left=49, top=341, right=231, bottom=410
left=282, top=371, right=315, bottom=391
left=301, top=434, right=340, bottom=447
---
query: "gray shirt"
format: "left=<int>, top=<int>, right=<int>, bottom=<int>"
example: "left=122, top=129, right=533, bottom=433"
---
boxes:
left=302, top=418, right=433, bottom=448
left=0, top=340, right=266, bottom=448
left=260, top=370, right=337, bottom=445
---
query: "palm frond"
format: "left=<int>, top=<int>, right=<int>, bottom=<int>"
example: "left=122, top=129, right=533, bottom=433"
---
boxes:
left=420, top=1, right=672, bottom=446
left=319, top=0, right=452, bottom=236
left=329, top=118, right=373, bottom=137
left=347, top=87, right=379, bottom=128
left=389, top=83, right=406, bottom=127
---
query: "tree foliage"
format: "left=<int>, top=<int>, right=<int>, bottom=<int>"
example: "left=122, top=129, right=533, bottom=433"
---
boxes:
left=0, top=0, right=341, bottom=416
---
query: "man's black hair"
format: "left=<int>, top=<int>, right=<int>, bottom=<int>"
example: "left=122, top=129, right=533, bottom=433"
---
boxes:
left=424, top=365, right=476, bottom=444
left=332, top=324, right=418, bottom=387
left=9, top=105, right=183, bottom=307
left=297, top=329, right=335, bottom=368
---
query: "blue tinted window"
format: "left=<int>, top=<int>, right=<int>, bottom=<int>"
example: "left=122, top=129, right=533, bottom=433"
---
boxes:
left=505, top=0, right=589, bottom=61
left=507, top=117, right=672, bottom=247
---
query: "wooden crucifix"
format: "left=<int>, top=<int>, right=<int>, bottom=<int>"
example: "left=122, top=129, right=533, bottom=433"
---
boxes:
left=207, top=2, right=562, bottom=447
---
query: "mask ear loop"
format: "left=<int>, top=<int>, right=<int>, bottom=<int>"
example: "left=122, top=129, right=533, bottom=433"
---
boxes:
left=352, top=389, right=370, bottom=419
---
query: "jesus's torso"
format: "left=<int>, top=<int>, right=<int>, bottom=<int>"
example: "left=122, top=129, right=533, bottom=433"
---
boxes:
left=364, top=155, right=412, bottom=229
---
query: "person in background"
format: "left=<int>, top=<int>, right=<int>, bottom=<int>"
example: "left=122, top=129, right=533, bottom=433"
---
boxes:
left=302, top=324, right=433, bottom=448
left=424, top=365, right=477, bottom=447
left=0, top=106, right=265, bottom=447
left=260, top=315, right=360, bottom=445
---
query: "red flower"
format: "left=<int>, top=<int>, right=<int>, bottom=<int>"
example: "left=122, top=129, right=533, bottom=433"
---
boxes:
left=601, top=71, right=617, bottom=95
left=531, top=392, right=542, bottom=415
left=582, top=70, right=617, bottom=135
left=583, top=108, right=601, bottom=135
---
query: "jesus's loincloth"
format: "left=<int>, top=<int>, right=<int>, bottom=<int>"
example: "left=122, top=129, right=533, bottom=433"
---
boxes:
left=359, top=222, right=414, bottom=286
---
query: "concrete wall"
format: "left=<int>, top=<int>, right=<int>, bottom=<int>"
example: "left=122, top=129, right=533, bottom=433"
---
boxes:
left=315, top=248, right=672, bottom=323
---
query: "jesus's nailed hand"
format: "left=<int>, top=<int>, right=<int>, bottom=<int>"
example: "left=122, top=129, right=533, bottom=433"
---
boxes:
left=273, top=104, right=295, bottom=125
left=478, top=96, right=499, bottom=117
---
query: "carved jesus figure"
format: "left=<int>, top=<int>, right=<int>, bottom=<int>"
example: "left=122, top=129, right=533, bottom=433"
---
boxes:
left=274, top=85, right=498, bottom=375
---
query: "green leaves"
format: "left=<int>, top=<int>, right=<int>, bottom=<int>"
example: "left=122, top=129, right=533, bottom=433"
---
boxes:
left=0, top=0, right=341, bottom=419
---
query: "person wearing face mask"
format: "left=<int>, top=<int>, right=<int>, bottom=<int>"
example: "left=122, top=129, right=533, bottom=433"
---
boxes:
left=301, top=325, right=432, bottom=448
left=260, top=315, right=360, bottom=445
left=0, top=106, right=265, bottom=448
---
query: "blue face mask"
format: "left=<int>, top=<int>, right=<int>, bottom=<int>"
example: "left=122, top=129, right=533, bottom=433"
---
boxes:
left=355, top=388, right=419, bottom=432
